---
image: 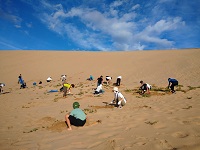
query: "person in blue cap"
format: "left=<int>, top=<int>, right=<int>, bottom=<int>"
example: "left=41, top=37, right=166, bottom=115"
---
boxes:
left=168, top=78, right=178, bottom=93
left=65, top=102, right=86, bottom=130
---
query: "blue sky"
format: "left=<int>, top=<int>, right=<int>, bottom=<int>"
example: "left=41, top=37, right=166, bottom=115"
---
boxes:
left=0, top=0, right=199, bottom=51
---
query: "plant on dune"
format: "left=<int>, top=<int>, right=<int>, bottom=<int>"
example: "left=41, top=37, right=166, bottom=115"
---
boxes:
left=187, top=96, right=192, bottom=99
left=54, top=83, right=61, bottom=87
left=142, top=93, right=151, bottom=97
left=188, top=86, right=196, bottom=90
left=145, top=121, right=158, bottom=125
left=124, top=88, right=133, bottom=93
left=83, top=108, right=97, bottom=114
left=23, top=128, right=39, bottom=133
left=77, top=91, right=84, bottom=96
left=60, top=110, right=68, bottom=113
left=182, top=106, right=192, bottom=109
left=176, top=85, right=187, bottom=93
left=53, top=97, right=62, bottom=102
left=151, top=86, right=169, bottom=92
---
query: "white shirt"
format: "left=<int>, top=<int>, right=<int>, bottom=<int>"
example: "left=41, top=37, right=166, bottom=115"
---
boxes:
left=114, top=91, right=126, bottom=103
left=117, top=76, right=122, bottom=79
left=0, top=83, right=5, bottom=87
left=146, top=83, right=151, bottom=89
left=95, top=84, right=102, bottom=92
left=47, top=77, right=52, bottom=81
left=106, top=76, right=112, bottom=80
left=61, top=75, right=67, bottom=81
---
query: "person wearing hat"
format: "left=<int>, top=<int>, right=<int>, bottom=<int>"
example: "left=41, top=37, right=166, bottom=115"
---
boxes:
left=168, top=78, right=178, bottom=93
left=139, top=80, right=151, bottom=94
left=111, top=87, right=126, bottom=109
left=65, top=102, right=86, bottom=130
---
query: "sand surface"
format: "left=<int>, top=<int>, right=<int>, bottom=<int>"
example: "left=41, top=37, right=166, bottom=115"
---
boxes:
left=0, top=49, right=200, bottom=150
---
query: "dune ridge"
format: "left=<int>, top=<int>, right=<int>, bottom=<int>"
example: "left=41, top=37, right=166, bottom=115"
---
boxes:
left=0, top=49, right=200, bottom=150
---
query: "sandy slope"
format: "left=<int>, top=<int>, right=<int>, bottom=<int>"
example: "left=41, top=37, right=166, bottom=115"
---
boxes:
left=0, top=49, right=200, bottom=150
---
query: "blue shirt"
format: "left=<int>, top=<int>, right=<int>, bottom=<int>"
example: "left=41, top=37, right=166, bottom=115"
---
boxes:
left=70, top=108, right=86, bottom=121
left=168, top=78, right=177, bottom=82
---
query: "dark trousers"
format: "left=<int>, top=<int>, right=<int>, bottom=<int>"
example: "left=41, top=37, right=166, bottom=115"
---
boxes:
left=170, top=81, right=178, bottom=91
left=116, top=78, right=121, bottom=86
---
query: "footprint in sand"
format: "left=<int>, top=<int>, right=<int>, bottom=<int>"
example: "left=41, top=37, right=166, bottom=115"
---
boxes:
left=134, top=137, right=148, bottom=146
left=159, top=139, right=174, bottom=150
left=172, top=132, right=189, bottom=138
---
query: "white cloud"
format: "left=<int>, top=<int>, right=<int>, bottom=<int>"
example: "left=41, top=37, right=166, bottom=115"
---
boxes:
left=33, top=0, right=188, bottom=50
left=0, top=41, right=20, bottom=49
left=0, top=11, right=22, bottom=28
left=110, top=1, right=123, bottom=8
left=131, top=4, right=140, bottom=10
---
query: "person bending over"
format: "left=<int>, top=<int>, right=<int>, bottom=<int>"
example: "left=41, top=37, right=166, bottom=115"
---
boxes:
left=168, top=78, right=178, bottom=93
left=63, top=81, right=75, bottom=97
left=139, top=80, right=151, bottom=94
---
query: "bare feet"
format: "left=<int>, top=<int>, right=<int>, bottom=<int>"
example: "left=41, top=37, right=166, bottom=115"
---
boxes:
left=68, top=127, right=72, bottom=130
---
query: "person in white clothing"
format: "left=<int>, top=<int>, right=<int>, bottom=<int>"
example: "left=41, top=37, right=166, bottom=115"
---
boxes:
left=0, top=83, right=5, bottom=93
left=94, top=84, right=104, bottom=95
left=61, top=75, right=67, bottom=82
left=105, top=76, right=112, bottom=85
left=46, top=76, right=52, bottom=82
left=139, top=80, right=151, bottom=94
left=111, top=87, right=126, bottom=108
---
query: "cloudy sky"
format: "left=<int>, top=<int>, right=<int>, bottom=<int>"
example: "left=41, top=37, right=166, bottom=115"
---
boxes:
left=0, top=0, right=199, bottom=51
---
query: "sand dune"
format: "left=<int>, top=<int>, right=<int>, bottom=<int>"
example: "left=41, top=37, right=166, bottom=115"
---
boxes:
left=0, top=49, right=200, bottom=150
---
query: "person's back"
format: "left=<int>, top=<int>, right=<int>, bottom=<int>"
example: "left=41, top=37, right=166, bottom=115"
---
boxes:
left=168, top=78, right=178, bottom=83
left=18, top=77, right=24, bottom=85
left=168, top=78, right=178, bottom=93
left=65, top=102, right=86, bottom=130
left=70, top=108, right=86, bottom=121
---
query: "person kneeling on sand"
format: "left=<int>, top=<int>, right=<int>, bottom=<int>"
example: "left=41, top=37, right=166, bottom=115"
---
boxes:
left=139, top=80, right=151, bottom=94
left=93, top=84, right=104, bottom=95
left=111, top=87, right=126, bottom=109
left=65, top=102, right=86, bottom=130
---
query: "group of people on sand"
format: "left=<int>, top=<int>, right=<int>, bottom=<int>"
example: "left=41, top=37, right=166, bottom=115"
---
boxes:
left=139, top=78, right=179, bottom=94
left=14, top=73, right=178, bottom=131
left=64, top=76, right=179, bottom=130
left=93, top=75, right=122, bottom=95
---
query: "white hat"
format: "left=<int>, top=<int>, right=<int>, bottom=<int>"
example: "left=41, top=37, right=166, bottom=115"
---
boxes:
left=113, top=87, right=118, bottom=92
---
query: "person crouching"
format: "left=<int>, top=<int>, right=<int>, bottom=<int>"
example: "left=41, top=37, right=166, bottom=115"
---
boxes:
left=111, top=87, right=127, bottom=109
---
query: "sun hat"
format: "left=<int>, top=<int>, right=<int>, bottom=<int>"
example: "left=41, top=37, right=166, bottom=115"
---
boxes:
left=73, top=102, right=80, bottom=109
left=113, top=87, right=118, bottom=92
